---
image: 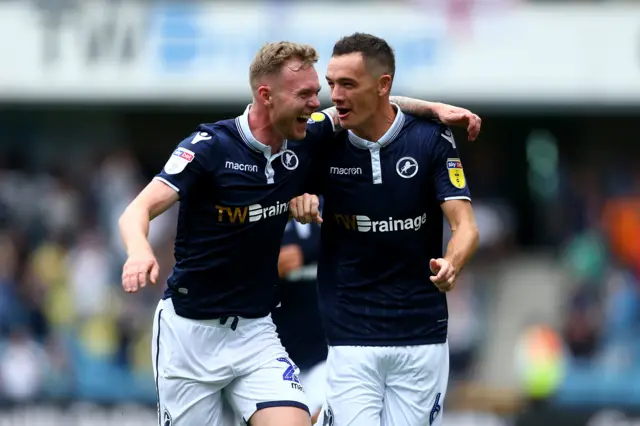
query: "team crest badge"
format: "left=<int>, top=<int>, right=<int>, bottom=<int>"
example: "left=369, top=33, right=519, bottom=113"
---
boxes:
left=396, top=157, right=419, bottom=179
left=446, top=158, right=466, bottom=189
left=281, top=150, right=299, bottom=170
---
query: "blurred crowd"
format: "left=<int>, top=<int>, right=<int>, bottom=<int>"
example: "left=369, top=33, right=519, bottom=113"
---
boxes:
left=0, top=142, right=502, bottom=405
left=0, top=119, right=638, bottom=410
left=0, top=150, right=175, bottom=405
left=554, top=166, right=640, bottom=405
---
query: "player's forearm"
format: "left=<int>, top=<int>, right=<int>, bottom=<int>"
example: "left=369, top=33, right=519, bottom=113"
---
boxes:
left=444, top=222, right=479, bottom=275
left=390, top=96, right=440, bottom=120
left=119, top=203, right=154, bottom=256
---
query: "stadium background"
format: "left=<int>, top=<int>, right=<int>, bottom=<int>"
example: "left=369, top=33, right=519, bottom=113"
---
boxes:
left=0, top=0, right=639, bottom=425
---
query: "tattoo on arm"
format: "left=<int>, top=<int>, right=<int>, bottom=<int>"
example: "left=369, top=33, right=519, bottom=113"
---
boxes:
left=390, top=96, right=439, bottom=120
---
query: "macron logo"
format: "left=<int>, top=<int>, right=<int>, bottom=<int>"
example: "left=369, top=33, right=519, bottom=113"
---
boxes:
left=330, top=166, right=362, bottom=175
left=334, top=213, right=428, bottom=232
left=225, top=161, right=258, bottom=173
left=191, top=132, right=212, bottom=144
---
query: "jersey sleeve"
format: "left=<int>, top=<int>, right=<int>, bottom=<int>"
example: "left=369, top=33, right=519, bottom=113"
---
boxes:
left=305, top=111, right=336, bottom=147
left=430, top=125, right=472, bottom=202
left=154, top=129, right=218, bottom=196
left=301, top=148, right=329, bottom=195
left=295, top=113, right=333, bottom=195
left=281, top=221, right=299, bottom=246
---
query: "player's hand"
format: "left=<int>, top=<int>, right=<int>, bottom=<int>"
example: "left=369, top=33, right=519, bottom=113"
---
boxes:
left=433, top=104, right=481, bottom=141
left=429, top=258, right=457, bottom=292
left=289, top=193, right=323, bottom=224
left=278, top=244, right=304, bottom=278
left=122, top=250, right=160, bottom=293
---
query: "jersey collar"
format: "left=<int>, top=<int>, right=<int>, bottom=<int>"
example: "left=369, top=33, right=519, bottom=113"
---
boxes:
left=348, top=103, right=405, bottom=150
left=235, top=104, right=288, bottom=155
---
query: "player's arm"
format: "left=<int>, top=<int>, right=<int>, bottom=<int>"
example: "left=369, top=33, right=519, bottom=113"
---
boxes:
left=119, top=180, right=178, bottom=258
left=119, top=128, right=216, bottom=293
left=118, top=181, right=177, bottom=293
left=439, top=199, right=479, bottom=279
left=429, top=124, right=478, bottom=291
left=278, top=223, right=305, bottom=278
left=321, top=97, right=481, bottom=140
left=290, top=193, right=322, bottom=225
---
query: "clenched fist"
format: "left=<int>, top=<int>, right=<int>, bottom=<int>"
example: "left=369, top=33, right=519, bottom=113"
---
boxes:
left=289, top=193, right=322, bottom=224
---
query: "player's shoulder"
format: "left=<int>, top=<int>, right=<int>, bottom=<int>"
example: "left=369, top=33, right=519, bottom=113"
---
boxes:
left=307, top=111, right=331, bottom=127
left=176, top=118, right=243, bottom=150
left=402, top=114, right=452, bottom=146
left=403, top=113, right=445, bottom=133
left=303, top=111, right=336, bottom=139
left=195, top=118, right=238, bottom=144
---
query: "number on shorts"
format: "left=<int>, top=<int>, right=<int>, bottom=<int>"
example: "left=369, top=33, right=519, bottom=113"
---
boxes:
left=276, top=357, right=301, bottom=384
left=429, top=392, right=442, bottom=425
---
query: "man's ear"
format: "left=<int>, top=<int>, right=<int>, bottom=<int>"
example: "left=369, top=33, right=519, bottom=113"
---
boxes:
left=377, top=74, right=392, bottom=97
left=257, top=85, right=272, bottom=107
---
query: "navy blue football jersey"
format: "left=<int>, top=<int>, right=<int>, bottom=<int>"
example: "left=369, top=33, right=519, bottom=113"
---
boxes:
left=314, top=106, right=471, bottom=346
left=272, top=213, right=327, bottom=370
left=154, top=106, right=334, bottom=320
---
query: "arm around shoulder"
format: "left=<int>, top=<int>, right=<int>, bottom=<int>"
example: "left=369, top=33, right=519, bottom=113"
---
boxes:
left=390, top=96, right=481, bottom=141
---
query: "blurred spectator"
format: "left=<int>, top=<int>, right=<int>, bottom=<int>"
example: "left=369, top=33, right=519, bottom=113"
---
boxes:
left=38, top=168, right=82, bottom=242
left=0, top=327, right=49, bottom=403
left=67, top=230, right=114, bottom=319
left=0, top=234, right=23, bottom=336
left=448, top=273, right=483, bottom=380
left=562, top=284, right=602, bottom=360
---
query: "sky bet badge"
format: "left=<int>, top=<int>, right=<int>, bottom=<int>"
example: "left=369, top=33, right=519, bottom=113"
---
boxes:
left=446, top=158, right=466, bottom=189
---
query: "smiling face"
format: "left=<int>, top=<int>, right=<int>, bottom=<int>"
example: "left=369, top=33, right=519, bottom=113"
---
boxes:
left=268, top=60, right=322, bottom=140
left=327, top=33, right=396, bottom=133
left=250, top=42, right=321, bottom=140
left=326, top=52, right=386, bottom=131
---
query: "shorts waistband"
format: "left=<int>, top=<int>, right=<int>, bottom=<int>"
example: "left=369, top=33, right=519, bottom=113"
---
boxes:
left=160, top=298, right=268, bottom=331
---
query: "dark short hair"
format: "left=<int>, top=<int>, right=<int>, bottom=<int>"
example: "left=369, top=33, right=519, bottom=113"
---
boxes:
left=332, top=33, right=395, bottom=80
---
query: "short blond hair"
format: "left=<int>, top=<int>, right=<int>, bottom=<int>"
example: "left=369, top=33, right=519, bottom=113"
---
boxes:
left=249, top=41, right=319, bottom=90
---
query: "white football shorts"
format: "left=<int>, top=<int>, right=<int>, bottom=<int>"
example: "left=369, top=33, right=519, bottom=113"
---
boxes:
left=316, top=343, right=449, bottom=426
left=298, top=360, right=327, bottom=415
left=152, top=298, right=309, bottom=425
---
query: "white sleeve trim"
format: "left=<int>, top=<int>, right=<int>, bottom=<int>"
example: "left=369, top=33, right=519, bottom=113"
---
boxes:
left=327, top=112, right=336, bottom=133
left=443, top=196, right=471, bottom=202
left=154, top=176, right=180, bottom=193
left=320, top=108, right=336, bottom=133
